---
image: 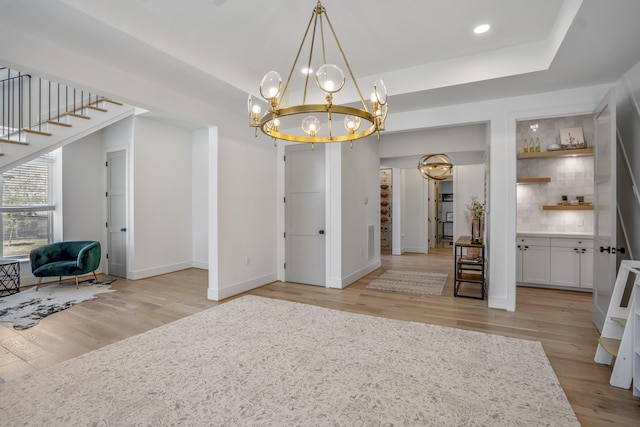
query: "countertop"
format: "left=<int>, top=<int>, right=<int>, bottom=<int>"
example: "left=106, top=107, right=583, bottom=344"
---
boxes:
left=517, top=231, right=594, bottom=239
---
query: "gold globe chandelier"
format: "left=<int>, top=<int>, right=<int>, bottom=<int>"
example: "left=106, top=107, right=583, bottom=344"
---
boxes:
left=418, top=154, right=453, bottom=181
left=248, top=0, right=388, bottom=148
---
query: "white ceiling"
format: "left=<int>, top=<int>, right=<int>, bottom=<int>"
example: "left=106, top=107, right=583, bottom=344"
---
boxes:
left=1, top=0, right=640, bottom=129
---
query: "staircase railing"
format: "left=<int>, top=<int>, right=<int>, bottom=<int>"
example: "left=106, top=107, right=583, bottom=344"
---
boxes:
left=0, top=66, right=113, bottom=151
left=1, top=68, right=32, bottom=145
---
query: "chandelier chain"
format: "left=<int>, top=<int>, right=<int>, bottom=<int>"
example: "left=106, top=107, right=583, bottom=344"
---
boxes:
left=280, top=8, right=316, bottom=109
left=322, top=9, right=369, bottom=113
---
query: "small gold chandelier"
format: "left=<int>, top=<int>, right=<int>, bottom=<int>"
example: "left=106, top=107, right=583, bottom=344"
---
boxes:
left=248, top=0, right=388, bottom=148
left=418, top=154, right=453, bottom=181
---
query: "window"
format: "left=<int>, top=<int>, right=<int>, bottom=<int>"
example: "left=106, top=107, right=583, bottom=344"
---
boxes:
left=1, top=153, right=56, bottom=258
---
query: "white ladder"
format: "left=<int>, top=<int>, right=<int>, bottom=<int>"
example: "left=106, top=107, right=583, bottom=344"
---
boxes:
left=594, top=259, right=640, bottom=389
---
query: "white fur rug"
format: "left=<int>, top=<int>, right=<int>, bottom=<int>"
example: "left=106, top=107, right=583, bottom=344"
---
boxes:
left=0, top=280, right=115, bottom=329
left=0, top=295, right=579, bottom=426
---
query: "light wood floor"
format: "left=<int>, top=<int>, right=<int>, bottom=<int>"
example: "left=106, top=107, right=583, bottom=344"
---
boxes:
left=1, top=249, right=638, bottom=426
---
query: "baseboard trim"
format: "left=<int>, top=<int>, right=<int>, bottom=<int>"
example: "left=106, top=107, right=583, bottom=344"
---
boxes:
left=129, top=262, right=193, bottom=280
left=328, top=260, right=381, bottom=289
left=191, top=260, right=208, bottom=270
left=208, top=273, right=278, bottom=301
left=488, top=294, right=514, bottom=312
left=403, top=247, right=427, bottom=254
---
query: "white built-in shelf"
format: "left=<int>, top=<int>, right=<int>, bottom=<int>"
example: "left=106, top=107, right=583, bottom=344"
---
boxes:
left=517, top=177, right=551, bottom=184
left=517, top=147, right=594, bottom=160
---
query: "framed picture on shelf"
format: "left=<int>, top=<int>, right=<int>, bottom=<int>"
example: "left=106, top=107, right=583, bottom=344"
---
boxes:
left=442, top=193, right=453, bottom=202
left=560, top=127, right=585, bottom=149
left=446, top=212, right=453, bottom=222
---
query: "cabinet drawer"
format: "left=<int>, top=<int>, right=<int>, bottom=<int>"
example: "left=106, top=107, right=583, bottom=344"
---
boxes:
left=550, top=238, right=593, bottom=248
left=516, top=237, right=550, bottom=246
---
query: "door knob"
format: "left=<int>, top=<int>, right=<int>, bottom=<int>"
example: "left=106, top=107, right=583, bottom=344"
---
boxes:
left=599, top=246, right=611, bottom=253
left=318, top=230, right=325, bottom=235
left=613, top=247, right=626, bottom=254
left=120, top=228, right=127, bottom=232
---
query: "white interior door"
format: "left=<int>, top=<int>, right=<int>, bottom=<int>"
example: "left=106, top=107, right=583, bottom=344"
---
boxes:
left=593, top=89, right=617, bottom=332
left=107, top=150, right=127, bottom=278
left=285, top=144, right=325, bottom=286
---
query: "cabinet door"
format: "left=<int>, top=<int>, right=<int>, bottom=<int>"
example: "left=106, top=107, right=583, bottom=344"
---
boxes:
left=580, top=248, right=594, bottom=289
left=516, top=247, right=523, bottom=282
left=550, top=247, right=580, bottom=288
left=522, top=245, right=550, bottom=285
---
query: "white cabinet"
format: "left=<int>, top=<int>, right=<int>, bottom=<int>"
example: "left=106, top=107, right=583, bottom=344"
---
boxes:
left=516, top=235, right=593, bottom=290
left=581, top=248, right=594, bottom=289
left=549, top=246, right=580, bottom=288
left=549, top=238, right=593, bottom=289
left=516, top=237, right=550, bottom=285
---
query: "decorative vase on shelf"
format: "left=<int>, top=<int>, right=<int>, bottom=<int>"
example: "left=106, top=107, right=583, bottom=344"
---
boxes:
left=471, top=216, right=484, bottom=244
left=466, top=196, right=485, bottom=244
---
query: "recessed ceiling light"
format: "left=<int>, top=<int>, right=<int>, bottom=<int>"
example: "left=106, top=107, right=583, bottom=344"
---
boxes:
left=474, top=24, right=491, bottom=34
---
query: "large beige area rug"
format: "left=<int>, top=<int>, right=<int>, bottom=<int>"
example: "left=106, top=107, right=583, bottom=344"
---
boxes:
left=0, top=295, right=579, bottom=426
left=367, top=269, right=448, bottom=295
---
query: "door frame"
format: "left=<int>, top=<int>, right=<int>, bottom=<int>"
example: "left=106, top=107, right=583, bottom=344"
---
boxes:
left=283, top=144, right=326, bottom=286
left=278, top=143, right=332, bottom=286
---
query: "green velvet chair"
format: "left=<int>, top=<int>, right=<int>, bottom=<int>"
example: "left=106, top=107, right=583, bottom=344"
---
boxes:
left=29, top=241, right=101, bottom=290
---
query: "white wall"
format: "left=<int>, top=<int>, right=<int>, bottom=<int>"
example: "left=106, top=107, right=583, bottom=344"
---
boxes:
left=208, top=121, right=279, bottom=300
left=191, top=128, right=209, bottom=269
left=62, top=132, right=104, bottom=243
left=102, top=116, right=133, bottom=157
left=391, top=168, right=403, bottom=255
left=379, top=124, right=486, bottom=159
left=130, top=116, right=193, bottom=279
left=338, top=138, right=382, bottom=286
left=454, top=164, right=485, bottom=242
left=401, top=168, right=428, bottom=253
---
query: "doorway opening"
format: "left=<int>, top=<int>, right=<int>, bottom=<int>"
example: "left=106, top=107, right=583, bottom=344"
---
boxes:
left=434, top=179, right=454, bottom=249
left=380, top=168, right=392, bottom=253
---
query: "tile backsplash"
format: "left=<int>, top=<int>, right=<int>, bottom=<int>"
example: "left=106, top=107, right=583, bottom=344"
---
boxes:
left=516, top=115, right=595, bottom=234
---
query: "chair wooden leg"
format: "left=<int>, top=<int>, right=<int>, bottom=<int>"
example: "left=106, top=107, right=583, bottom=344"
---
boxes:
left=36, top=277, right=42, bottom=291
left=92, top=271, right=98, bottom=283
left=75, top=276, right=79, bottom=289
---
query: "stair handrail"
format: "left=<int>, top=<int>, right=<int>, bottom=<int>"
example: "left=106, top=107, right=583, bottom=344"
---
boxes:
left=1, top=66, right=111, bottom=146
left=1, top=71, right=32, bottom=143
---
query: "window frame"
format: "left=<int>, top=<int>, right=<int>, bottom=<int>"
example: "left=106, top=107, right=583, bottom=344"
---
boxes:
left=0, top=152, right=57, bottom=259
